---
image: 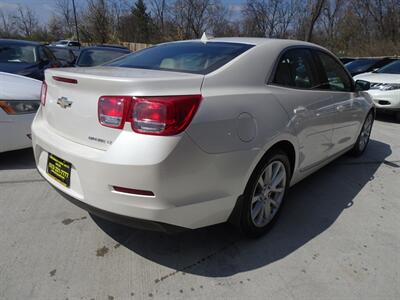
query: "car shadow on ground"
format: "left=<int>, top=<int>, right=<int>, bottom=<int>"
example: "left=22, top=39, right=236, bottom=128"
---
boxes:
left=92, top=138, right=392, bottom=278
left=0, top=148, right=36, bottom=170
left=375, top=111, right=399, bottom=124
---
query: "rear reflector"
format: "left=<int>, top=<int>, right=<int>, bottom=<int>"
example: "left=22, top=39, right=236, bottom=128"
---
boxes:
left=98, top=96, right=131, bottom=129
left=53, top=76, right=78, bottom=84
left=113, top=186, right=155, bottom=197
left=40, top=81, right=47, bottom=106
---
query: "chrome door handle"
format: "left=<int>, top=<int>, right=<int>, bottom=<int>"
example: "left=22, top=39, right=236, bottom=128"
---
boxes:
left=336, top=105, right=345, bottom=112
left=294, top=106, right=307, bottom=114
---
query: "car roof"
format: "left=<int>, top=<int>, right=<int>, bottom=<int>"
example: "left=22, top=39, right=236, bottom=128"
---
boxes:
left=167, top=37, right=320, bottom=48
left=0, top=39, right=41, bottom=46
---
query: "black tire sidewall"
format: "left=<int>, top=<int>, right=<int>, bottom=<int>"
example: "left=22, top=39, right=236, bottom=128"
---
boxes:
left=240, top=151, right=291, bottom=238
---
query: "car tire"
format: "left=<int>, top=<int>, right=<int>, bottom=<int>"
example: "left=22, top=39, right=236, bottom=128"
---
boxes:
left=350, top=111, right=374, bottom=157
left=240, top=150, right=291, bottom=238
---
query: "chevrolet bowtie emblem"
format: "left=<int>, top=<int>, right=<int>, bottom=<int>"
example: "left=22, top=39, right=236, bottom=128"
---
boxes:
left=57, top=97, right=73, bottom=109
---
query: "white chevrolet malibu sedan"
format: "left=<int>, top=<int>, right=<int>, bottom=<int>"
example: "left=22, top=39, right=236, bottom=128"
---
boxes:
left=0, top=72, right=41, bottom=153
left=32, top=38, right=374, bottom=237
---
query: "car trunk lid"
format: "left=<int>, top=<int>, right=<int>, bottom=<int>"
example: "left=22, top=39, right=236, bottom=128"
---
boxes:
left=43, top=67, right=204, bottom=150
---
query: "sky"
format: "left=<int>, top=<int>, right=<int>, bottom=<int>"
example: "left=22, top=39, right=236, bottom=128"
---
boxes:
left=0, top=0, right=245, bottom=24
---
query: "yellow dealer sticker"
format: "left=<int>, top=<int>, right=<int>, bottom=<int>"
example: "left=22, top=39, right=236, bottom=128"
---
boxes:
left=46, top=153, right=72, bottom=187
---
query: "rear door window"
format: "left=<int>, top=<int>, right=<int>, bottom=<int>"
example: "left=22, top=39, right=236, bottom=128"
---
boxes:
left=273, top=48, right=317, bottom=89
left=314, top=51, right=352, bottom=92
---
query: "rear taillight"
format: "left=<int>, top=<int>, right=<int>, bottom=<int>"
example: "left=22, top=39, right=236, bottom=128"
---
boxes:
left=130, top=95, right=202, bottom=135
left=97, top=95, right=202, bottom=136
left=40, top=82, right=47, bottom=106
left=98, top=96, right=131, bottom=129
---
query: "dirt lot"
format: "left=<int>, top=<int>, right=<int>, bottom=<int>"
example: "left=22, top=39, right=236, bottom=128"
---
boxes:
left=1, top=114, right=399, bottom=300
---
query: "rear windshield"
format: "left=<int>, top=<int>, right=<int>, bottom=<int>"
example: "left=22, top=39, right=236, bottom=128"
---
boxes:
left=108, top=42, right=254, bottom=74
left=77, top=49, right=128, bottom=67
left=375, top=60, right=400, bottom=74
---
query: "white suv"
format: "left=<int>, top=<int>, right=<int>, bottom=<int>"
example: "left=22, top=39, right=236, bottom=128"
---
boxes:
left=354, top=60, right=400, bottom=121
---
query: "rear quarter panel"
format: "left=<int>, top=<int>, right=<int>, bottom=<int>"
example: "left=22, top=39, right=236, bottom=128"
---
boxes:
left=186, top=43, right=299, bottom=192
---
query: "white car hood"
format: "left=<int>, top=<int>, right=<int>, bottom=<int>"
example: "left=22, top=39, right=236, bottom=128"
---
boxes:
left=0, top=72, right=42, bottom=100
left=354, top=72, right=400, bottom=84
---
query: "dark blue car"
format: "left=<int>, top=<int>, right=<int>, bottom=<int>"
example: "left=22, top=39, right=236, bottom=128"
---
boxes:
left=0, top=39, right=61, bottom=81
left=75, top=45, right=130, bottom=67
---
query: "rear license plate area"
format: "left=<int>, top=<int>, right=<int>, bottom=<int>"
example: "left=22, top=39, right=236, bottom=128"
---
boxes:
left=46, top=153, right=72, bottom=188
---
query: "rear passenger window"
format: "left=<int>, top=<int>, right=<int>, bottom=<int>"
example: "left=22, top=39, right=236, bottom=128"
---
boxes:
left=316, top=51, right=352, bottom=92
left=273, top=49, right=316, bottom=89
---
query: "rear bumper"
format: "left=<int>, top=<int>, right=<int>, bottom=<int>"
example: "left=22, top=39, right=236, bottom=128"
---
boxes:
left=51, top=183, right=185, bottom=233
left=32, top=109, right=253, bottom=229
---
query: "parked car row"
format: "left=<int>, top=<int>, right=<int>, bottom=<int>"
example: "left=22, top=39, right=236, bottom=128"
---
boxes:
left=0, top=72, right=41, bottom=153
left=341, top=56, right=400, bottom=121
left=0, top=39, right=131, bottom=80
left=0, top=39, right=131, bottom=153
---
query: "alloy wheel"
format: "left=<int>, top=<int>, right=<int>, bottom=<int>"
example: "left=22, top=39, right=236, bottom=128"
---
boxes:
left=250, top=160, right=287, bottom=227
left=359, top=114, right=373, bottom=151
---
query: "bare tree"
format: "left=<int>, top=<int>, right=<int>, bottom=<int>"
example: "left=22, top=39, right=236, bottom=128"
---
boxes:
left=242, top=0, right=298, bottom=38
left=54, top=0, right=75, bottom=37
left=172, top=0, right=214, bottom=39
left=0, top=9, right=15, bottom=38
left=305, top=0, right=326, bottom=41
left=81, top=0, right=111, bottom=43
left=13, top=5, right=39, bottom=38
left=320, top=0, right=346, bottom=48
left=150, top=0, right=168, bottom=35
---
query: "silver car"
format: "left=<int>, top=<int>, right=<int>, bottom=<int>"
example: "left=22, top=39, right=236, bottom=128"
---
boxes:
left=32, top=38, right=374, bottom=237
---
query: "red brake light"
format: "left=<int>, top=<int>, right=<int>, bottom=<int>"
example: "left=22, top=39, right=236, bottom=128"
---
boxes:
left=40, top=81, right=47, bottom=106
left=130, top=95, right=202, bottom=135
left=53, top=76, right=77, bottom=84
left=98, top=96, right=131, bottom=129
left=97, top=95, right=202, bottom=135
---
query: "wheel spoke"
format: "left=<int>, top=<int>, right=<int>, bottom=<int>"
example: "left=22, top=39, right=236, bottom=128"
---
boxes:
left=257, top=173, right=265, bottom=188
left=271, top=169, right=284, bottom=188
left=252, top=200, right=263, bottom=219
left=270, top=186, right=284, bottom=193
left=264, top=201, right=271, bottom=218
left=265, top=164, right=273, bottom=185
left=255, top=203, right=264, bottom=223
left=271, top=163, right=280, bottom=182
left=270, top=199, right=278, bottom=208
left=251, top=194, right=262, bottom=205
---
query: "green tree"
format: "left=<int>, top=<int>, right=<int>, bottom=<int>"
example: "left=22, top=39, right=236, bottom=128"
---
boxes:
left=131, top=0, right=154, bottom=43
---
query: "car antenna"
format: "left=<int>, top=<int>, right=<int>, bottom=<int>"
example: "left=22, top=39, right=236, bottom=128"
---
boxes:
left=201, top=32, right=213, bottom=44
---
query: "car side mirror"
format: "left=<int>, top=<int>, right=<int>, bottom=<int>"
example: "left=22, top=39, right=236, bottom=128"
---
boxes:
left=355, top=80, right=370, bottom=91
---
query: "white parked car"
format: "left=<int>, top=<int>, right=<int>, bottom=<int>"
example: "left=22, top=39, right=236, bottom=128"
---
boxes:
left=32, top=38, right=374, bottom=237
left=354, top=60, right=400, bottom=121
left=0, top=72, right=41, bottom=153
